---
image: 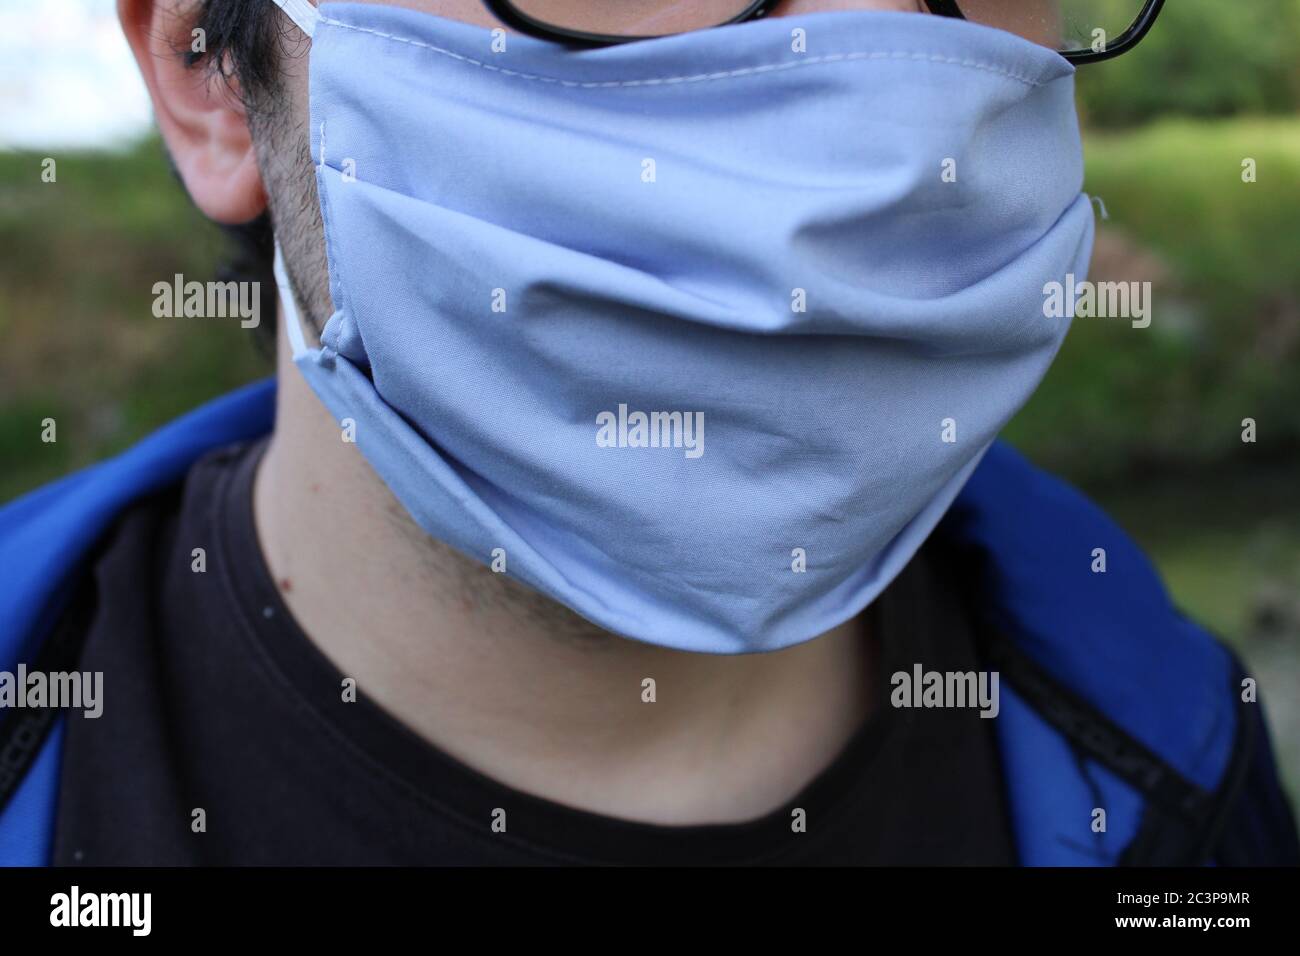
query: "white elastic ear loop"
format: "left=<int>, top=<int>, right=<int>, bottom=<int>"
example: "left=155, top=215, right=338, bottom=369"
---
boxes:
left=268, top=0, right=320, bottom=37
left=273, top=243, right=312, bottom=360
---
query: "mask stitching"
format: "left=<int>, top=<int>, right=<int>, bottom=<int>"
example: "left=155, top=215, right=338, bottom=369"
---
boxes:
left=315, top=14, right=1049, bottom=89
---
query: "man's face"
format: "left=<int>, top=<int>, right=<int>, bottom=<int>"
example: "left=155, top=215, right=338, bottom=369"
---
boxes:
left=124, top=0, right=1060, bottom=336
left=114, top=0, right=1070, bottom=646
left=260, top=0, right=941, bottom=332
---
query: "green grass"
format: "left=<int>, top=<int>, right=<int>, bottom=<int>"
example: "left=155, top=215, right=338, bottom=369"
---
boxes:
left=1084, top=119, right=1300, bottom=312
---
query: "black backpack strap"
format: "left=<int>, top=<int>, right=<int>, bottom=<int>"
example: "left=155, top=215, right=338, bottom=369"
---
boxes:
left=0, top=569, right=97, bottom=815
left=1115, top=653, right=1256, bottom=866
left=1179, top=649, right=1300, bottom=867
left=981, top=626, right=1278, bottom=866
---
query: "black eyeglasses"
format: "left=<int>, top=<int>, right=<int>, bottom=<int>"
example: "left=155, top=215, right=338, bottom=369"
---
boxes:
left=481, top=0, right=1166, bottom=64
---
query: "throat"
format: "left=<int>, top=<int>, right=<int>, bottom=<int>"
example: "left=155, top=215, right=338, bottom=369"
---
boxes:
left=251, top=322, right=875, bottom=825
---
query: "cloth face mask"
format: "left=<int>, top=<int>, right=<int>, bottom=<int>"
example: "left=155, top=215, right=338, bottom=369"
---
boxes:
left=268, top=0, right=1094, bottom=653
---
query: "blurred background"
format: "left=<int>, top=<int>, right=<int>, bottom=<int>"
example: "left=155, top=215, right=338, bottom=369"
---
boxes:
left=1, top=0, right=1297, bottom=806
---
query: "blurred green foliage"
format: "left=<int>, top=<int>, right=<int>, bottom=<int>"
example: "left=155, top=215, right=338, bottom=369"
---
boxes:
left=0, top=142, right=270, bottom=501
left=1002, top=118, right=1300, bottom=483
left=1076, top=0, right=1300, bottom=128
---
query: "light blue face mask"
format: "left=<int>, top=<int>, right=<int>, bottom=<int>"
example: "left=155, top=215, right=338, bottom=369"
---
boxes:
left=268, top=0, right=1093, bottom=653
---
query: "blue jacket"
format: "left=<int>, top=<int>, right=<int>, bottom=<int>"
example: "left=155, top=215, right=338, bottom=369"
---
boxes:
left=1, top=379, right=1296, bottom=865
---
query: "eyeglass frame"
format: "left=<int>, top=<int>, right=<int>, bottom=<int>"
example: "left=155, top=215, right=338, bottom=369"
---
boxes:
left=480, top=0, right=1167, bottom=64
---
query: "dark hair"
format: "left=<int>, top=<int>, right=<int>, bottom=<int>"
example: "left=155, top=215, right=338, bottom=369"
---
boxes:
left=185, top=0, right=288, bottom=346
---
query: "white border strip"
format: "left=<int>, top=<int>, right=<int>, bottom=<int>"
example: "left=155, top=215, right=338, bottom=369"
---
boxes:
left=273, top=243, right=311, bottom=359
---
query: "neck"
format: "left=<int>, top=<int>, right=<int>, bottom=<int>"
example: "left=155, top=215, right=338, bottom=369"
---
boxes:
left=253, top=321, right=876, bottom=825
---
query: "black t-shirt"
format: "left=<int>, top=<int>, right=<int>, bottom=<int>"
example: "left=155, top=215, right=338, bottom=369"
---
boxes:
left=52, top=438, right=1015, bottom=865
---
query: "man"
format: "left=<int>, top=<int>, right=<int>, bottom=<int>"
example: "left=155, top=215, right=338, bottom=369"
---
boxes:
left=0, top=0, right=1295, bottom=865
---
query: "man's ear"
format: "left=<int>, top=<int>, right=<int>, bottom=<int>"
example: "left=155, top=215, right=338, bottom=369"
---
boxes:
left=118, top=0, right=268, bottom=224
